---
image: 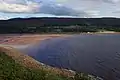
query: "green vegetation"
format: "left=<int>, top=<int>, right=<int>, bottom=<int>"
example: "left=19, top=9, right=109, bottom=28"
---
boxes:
left=0, top=52, right=99, bottom=80
left=1, top=25, right=120, bottom=34
left=0, top=52, right=70, bottom=80
left=1, top=17, right=120, bottom=34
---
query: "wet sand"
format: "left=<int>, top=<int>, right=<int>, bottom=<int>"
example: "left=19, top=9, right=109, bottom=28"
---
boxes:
left=0, top=34, right=69, bottom=45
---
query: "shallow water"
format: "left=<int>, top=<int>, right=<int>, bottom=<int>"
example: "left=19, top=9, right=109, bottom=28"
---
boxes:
left=19, top=34, right=120, bottom=80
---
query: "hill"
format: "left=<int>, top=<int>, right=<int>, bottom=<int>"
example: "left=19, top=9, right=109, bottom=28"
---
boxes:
left=4, top=17, right=120, bottom=26
left=0, top=17, right=120, bottom=33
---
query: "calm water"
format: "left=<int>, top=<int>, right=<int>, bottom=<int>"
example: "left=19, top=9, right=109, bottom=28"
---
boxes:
left=19, top=34, right=120, bottom=80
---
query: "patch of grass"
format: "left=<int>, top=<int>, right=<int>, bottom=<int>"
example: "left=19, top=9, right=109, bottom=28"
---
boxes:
left=74, top=73, right=100, bottom=80
left=0, top=52, right=71, bottom=80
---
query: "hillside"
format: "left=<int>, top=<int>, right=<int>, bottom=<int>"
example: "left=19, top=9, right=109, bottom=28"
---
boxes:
left=1, top=17, right=120, bottom=33
left=2, top=17, right=120, bottom=27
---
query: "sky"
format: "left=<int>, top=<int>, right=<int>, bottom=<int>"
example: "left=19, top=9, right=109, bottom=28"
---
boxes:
left=0, top=0, right=120, bottom=19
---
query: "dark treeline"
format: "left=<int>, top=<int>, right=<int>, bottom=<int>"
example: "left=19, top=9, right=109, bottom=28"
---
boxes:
left=0, top=17, right=120, bottom=33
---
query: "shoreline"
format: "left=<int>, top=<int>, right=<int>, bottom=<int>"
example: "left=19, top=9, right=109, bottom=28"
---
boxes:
left=0, top=32, right=119, bottom=45
left=0, top=34, right=69, bottom=45
left=0, top=46, right=76, bottom=77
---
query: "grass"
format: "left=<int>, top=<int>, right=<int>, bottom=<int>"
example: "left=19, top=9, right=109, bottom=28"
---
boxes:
left=0, top=52, right=72, bottom=80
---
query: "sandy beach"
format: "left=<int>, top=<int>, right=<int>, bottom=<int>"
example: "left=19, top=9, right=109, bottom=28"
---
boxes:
left=0, top=34, right=69, bottom=45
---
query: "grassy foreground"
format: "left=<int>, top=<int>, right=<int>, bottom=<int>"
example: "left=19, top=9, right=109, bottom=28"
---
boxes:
left=0, top=52, right=72, bottom=80
left=0, top=51, right=97, bottom=80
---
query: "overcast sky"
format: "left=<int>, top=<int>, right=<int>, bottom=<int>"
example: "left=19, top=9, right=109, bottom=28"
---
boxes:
left=0, top=0, right=120, bottom=19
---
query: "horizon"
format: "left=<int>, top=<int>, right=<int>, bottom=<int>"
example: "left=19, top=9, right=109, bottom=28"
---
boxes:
left=0, top=0, right=120, bottom=20
left=1, top=16, right=119, bottom=21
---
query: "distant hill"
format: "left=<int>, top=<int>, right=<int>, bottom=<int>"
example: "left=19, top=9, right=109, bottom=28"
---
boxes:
left=1, top=17, right=120, bottom=26
left=0, top=17, right=120, bottom=33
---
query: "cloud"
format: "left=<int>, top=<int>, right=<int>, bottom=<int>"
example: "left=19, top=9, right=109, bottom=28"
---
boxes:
left=0, top=0, right=120, bottom=18
left=1, top=0, right=26, bottom=4
left=0, top=15, right=9, bottom=20
left=102, top=0, right=120, bottom=3
left=0, top=0, right=89, bottom=18
left=85, top=10, right=100, bottom=17
left=113, top=10, right=120, bottom=13
left=0, top=0, right=40, bottom=13
left=39, top=2, right=89, bottom=17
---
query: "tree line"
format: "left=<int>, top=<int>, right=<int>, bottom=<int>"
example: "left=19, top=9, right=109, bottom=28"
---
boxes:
left=0, top=17, right=120, bottom=33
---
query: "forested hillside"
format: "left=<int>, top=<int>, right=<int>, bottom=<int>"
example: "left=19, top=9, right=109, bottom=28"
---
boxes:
left=0, top=17, right=120, bottom=33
